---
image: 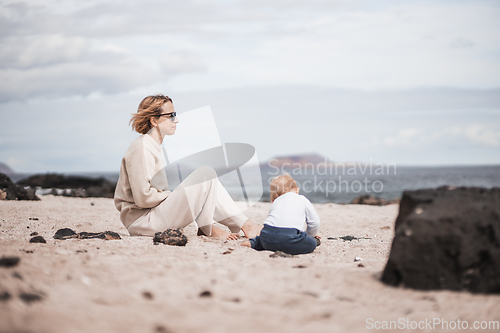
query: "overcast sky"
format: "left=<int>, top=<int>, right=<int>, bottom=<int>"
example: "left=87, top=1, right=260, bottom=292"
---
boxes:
left=0, top=0, right=499, bottom=173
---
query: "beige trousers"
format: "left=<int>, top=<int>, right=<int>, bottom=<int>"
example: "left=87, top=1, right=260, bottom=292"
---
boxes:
left=128, top=165, right=248, bottom=236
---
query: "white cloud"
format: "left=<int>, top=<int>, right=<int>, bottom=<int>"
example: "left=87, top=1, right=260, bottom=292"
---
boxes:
left=7, top=156, right=25, bottom=169
left=0, top=35, right=90, bottom=69
left=0, top=60, right=159, bottom=102
left=160, top=51, right=207, bottom=74
left=382, top=128, right=421, bottom=146
left=380, top=124, right=500, bottom=148
left=399, top=128, right=419, bottom=139
left=465, top=125, right=500, bottom=146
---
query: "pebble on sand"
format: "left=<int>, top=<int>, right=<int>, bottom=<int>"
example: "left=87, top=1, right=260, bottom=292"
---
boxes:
left=30, top=236, right=47, bottom=243
left=0, top=256, right=20, bottom=268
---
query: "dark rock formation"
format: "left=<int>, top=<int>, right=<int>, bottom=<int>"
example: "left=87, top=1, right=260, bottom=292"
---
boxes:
left=350, top=194, right=400, bottom=206
left=54, top=228, right=121, bottom=240
left=153, top=229, right=188, bottom=246
left=16, top=173, right=116, bottom=198
left=0, top=173, right=40, bottom=201
left=29, top=236, right=46, bottom=243
left=382, top=186, right=500, bottom=294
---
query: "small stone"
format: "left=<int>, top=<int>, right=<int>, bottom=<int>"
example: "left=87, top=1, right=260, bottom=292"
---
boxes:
left=0, top=256, right=20, bottom=268
left=30, top=232, right=38, bottom=236
left=358, top=263, right=365, bottom=267
left=0, top=291, right=12, bottom=301
left=19, top=292, right=44, bottom=304
left=354, top=257, right=362, bottom=262
left=338, top=235, right=371, bottom=241
left=29, top=217, right=39, bottom=221
left=30, top=236, right=46, bottom=243
left=153, top=229, right=187, bottom=246
left=270, top=251, right=295, bottom=258
left=142, top=291, right=154, bottom=300
left=155, top=325, right=171, bottom=333
left=78, top=231, right=121, bottom=240
left=199, top=290, right=212, bottom=297
left=54, top=228, right=77, bottom=240
left=293, top=265, right=307, bottom=268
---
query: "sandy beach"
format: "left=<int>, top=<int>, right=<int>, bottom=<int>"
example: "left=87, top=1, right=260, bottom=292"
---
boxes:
left=1, top=195, right=499, bottom=333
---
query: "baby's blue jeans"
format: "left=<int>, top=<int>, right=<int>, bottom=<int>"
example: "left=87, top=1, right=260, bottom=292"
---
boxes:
left=250, top=224, right=317, bottom=255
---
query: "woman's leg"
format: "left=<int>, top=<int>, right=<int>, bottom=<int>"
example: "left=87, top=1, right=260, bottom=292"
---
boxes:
left=204, top=169, right=263, bottom=238
left=128, top=165, right=247, bottom=237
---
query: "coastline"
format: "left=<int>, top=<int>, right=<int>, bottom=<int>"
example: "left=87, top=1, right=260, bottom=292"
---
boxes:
left=6, top=164, right=500, bottom=204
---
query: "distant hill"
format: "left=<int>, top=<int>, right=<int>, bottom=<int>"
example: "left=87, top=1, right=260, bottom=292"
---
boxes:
left=263, top=153, right=333, bottom=168
left=0, top=162, right=15, bottom=175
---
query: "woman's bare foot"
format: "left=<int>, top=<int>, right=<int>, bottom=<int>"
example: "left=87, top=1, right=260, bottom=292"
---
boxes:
left=198, top=226, right=238, bottom=240
left=241, top=220, right=263, bottom=239
left=240, top=240, right=251, bottom=248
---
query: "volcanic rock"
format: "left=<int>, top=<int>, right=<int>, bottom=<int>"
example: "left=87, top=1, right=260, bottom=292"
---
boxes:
left=153, top=229, right=188, bottom=246
left=29, top=236, right=46, bottom=243
left=350, top=195, right=400, bottom=206
left=16, top=173, right=116, bottom=198
left=382, top=186, right=500, bottom=294
left=54, top=228, right=78, bottom=239
left=54, top=228, right=121, bottom=240
left=0, top=173, right=40, bottom=201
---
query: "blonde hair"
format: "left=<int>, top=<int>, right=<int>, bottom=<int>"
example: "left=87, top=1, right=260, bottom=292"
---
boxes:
left=270, top=173, right=298, bottom=202
left=129, top=95, right=173, bottom=134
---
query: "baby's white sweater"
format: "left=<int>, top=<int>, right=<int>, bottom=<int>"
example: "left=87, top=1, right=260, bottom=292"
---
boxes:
left=264, top=192, right=320, bottom=237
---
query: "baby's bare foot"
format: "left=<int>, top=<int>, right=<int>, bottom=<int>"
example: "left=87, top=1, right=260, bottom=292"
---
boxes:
left=240, top=240, right=251, bottom=248
left=241, top=220, right=263, bottom=239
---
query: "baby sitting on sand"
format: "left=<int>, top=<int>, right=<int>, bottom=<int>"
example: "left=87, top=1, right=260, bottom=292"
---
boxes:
left=242, top=174, right=321, bottom=255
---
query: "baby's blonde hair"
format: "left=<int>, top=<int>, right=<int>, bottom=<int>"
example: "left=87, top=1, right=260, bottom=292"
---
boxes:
left=270, top=173, right=298, bottom=202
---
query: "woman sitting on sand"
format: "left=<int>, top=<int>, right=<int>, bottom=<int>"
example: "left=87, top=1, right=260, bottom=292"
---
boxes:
left=114, top=94, right=262, bottom=240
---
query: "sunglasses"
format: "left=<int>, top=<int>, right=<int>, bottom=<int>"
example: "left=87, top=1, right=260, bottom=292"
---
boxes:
left=158, top=112, right=177, bottom=120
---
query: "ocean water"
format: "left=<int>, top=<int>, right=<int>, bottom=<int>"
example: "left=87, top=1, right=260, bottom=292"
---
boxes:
left=8, top=165, right=500, bottom=204
left=260, top=165, right=500, bottom=204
